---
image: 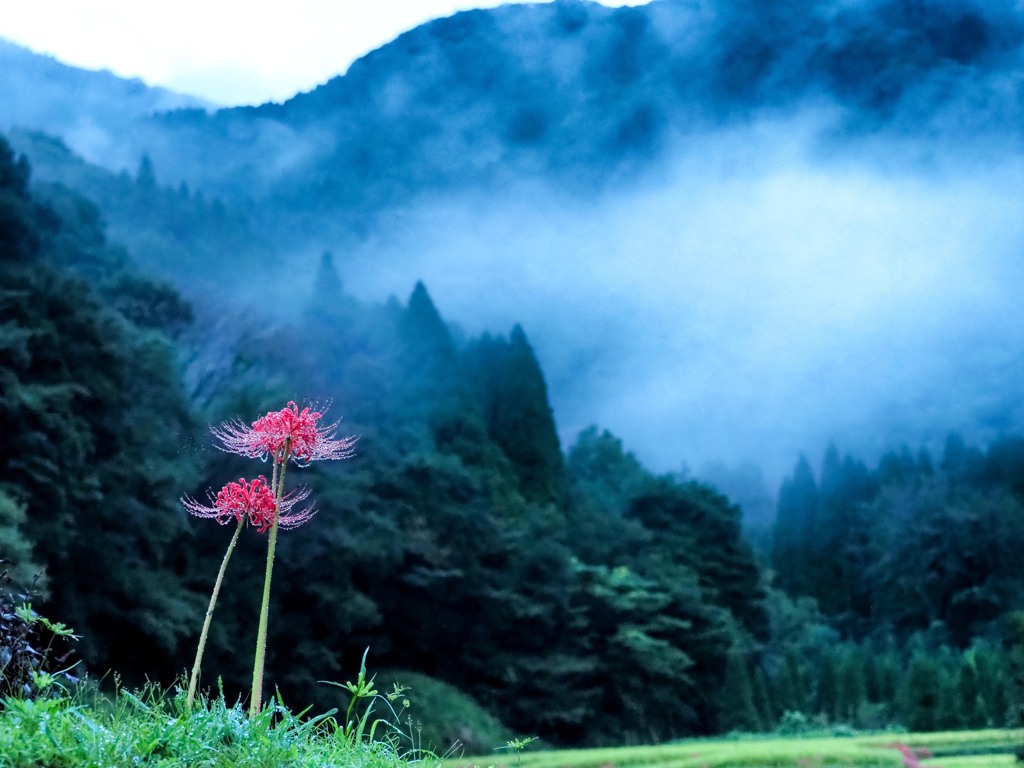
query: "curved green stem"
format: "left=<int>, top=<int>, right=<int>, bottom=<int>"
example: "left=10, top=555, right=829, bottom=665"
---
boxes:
left=187, top=517, right=244, bottom=711
left=250, top=445, right=289, bottom=717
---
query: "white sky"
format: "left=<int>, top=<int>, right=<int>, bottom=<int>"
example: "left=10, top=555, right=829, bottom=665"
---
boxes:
left=0, top=1, right=650, bottom=106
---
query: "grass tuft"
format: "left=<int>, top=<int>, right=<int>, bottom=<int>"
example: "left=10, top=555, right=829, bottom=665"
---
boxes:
left=0, top=680, right=443, bottom=768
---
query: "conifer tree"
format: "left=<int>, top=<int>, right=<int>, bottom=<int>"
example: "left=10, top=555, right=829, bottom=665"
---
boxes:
left=721, top=647, right=762, bottom=732
left=897, top=654, right=943, bottom=732
left=779, top=649, right=806, bottom=714
left=752, top=664, right=775, bottom=729
left=836, top=647, right=867, bottom=724
left=0, top=490, right=41, bottom=588
left=1004, top=611, right=1024, bottom=729
left=815, top=651, right=840, bottom=722
left=772, top=454, right=818, bottom=596
left=390, top=280, right=461, bottom=421
left=975, top=643, right=1009, bottom=726
left=467, top=326, right=566, bottom=505
left=309, top=251, right=345, bottom=314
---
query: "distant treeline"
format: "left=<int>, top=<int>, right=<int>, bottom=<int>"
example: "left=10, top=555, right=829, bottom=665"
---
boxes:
left=749, top=437, right=1024, bottom=734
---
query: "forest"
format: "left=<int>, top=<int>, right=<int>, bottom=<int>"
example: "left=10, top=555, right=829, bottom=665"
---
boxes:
left=5, top=0, right=1024, bottom=754
left=4, top=130, right=1024, bottom=750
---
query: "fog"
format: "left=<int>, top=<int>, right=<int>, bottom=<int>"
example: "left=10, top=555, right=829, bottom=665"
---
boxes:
left=335, top=108, right=1024, bottom=483
left=8, top=0, right=1024, bottom=488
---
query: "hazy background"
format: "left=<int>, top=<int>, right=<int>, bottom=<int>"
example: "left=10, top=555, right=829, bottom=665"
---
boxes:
left=5, top=0, right=1024, bottom=487
left=1, top=0, right=652, bottom=104
left=337, top=110, right=1024, bottom=480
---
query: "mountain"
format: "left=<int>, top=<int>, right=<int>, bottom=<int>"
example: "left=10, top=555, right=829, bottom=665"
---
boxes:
left=13, top=0, right=1024, bottom=229
left=0, top=37, right=213, bottom=169
left=7, top=0, right=1023, bottom=239
left=4, top=0, right=1024, bottom=481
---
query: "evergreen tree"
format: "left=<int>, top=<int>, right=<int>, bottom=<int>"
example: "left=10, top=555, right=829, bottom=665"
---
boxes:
left=720, top=647, right=762, bottom=732
left=135, top=153, right=157, bottom=194
left=567, top=426, right=650, bottom=516
left=781, top=649, right=807, bottom=714
left=1004, top=611, right=1024, bottom=729
left=401, top=281, right=457, bottom=371
left=835, top=647, right=867, bottom=724
left=308, top=250, right=346, bottom=315
left=752, top=664, right=775, bottom=729
left=395, top=281, right=460, bottom=415
left=571, top=560, right=707, bottom=740
left=897, top=653, right=943, bottom=732
left=467, top=326, right=566, bottom=505
left=815, top=651, right=839, bottom=721
left=0, top=489, right=41, bottom=588
left=862, top=645, right=883, bottom=704
left=876, top=445, right=919, bottom=488
left=941, top=432, right=985, bottom=492
left=627, top=479, right=767, bottom=640
left=933, top=650, right=965, bottom=731
left=957, top=651, right=987, bottom=728
left=771, top=454, right=817, bottom=596
left=814, top=447, right=874, bottom=622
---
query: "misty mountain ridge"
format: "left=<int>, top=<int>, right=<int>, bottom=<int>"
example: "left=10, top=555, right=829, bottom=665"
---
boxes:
left=0, top=37, right=215, bottom=167
left=4, top=0, right=1024, bottom=484
left=7, top=0, right=1023, bottom=201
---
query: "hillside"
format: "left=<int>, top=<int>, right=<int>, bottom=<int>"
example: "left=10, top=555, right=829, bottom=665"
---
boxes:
left=0, top=36, right=212, bottom=169
left=8, top=0, right=1024, bottom=228
left=7, top=2, right=1024, bottom=748
left=4, top=0, right=1024, bottom=482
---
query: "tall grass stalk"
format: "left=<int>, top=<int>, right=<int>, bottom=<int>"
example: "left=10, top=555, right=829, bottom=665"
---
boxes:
left=250, top=450, right=288, bottom=717
left=186, top=517, right=243, bottom=711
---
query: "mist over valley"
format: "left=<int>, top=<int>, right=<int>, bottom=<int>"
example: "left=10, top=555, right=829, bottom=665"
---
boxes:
left=4, top=0, right=1024, bottom=487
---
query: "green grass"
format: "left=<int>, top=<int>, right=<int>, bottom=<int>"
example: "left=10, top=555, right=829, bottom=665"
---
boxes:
left=3, top=685, right=1022, bottom=768
left=450, top=729, right=1024, bottom=768
left=0, top=683, right=439, bottom=768
left=374, top=670, right=515, bottom=755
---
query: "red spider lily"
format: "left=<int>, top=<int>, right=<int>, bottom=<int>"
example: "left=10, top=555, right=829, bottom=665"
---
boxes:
left=181, top=477, right=314, bottom=532
left=248, top=486, right=316, bottom=533
left=211, top=401, right=357, bottom=466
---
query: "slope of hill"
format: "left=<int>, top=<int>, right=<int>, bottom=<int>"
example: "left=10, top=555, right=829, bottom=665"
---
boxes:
left=5, top=0, right=1024, bottom=481
left=11, top=0, right=1024, bottom=225
left=0, top=37, right=213, bottom=169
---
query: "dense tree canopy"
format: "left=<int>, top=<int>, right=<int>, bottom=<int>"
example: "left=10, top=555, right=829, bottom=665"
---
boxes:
left=0, top=138, right=199, bottom=678
left=0, top=137, right=776, bottom=746
left=6, top=127, right=1024, bottom=747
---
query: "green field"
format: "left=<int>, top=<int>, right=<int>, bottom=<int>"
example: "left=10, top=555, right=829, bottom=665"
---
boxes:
left=451, top=730, right=1024, bottom=768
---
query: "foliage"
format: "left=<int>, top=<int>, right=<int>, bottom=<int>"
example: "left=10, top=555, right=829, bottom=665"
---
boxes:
left=0, top=681, right=436, bottom=768
left=10, top=687, right=1020, bottom=768
left=759, top=435, right=1024, bottom=734
left=13, top=0, right=1024, bottom=253
left=160, top=253, right=767, bottom=744
left=373, top=670, right=514, bottom=756
left=0, top=578, right=77, bottom=702
left=0, top=135, right=200, bottom=681
left=770, top=437, right=1024, bottom=646
left=15, top=123, right=1024, bottom=748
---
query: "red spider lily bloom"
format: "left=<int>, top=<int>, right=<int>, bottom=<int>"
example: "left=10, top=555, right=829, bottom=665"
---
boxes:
left=181, top=477, right=315, bottom=532
left=248, top=486, right=316, bottom=533
left=211, top=401, right=357, bottom=466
